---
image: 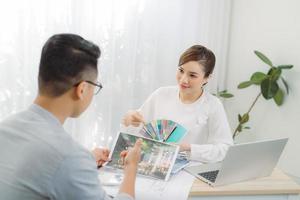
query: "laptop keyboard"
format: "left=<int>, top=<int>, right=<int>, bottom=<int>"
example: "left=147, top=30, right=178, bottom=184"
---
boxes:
left=198, top=170, right=219, bottom=183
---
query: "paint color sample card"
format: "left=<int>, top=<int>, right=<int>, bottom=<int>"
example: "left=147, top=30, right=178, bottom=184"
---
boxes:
left=139, top=119, right=187, bottom=143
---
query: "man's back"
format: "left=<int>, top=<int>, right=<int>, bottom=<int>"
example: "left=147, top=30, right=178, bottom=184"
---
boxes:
left=0, top=104, right=106, bottom=200
left=0, top=34, right=138, bottom=200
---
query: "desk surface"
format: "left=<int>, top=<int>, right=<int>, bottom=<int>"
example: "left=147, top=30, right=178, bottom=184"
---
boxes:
left=189, top=169, right=300, bottom=196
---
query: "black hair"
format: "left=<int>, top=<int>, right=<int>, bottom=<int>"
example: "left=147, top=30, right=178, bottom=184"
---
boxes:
left=38, top=33, right=101, bottom=97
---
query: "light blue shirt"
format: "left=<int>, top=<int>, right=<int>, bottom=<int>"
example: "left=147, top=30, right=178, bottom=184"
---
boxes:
left=0, top=104, right=132, bottom=200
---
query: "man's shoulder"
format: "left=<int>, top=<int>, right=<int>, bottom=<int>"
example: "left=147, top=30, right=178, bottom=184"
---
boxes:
left=0, top=107, right=90, bottom=165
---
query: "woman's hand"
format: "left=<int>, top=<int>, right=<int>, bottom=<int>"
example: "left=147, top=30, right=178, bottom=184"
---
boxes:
left=92, top=148, right=110, bottom=167
left=122, top=110, right=145, bottom=127
left=179, top=142, right=191, bottom=151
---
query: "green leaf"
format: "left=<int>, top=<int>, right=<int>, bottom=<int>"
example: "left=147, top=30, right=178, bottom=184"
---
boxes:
left=254, top=50, right=273, bottom=67
left=273, top=88, right=284, bottom=106
left=261, top=78, right=279, bottom=99
left=250, top=72, right=267, bottom=85
left=215, top=90, right=234, bottom=98
left=238, top=114, right=242, bottom=122
left=277, top=65, right=293, bottom=70
left=219, top=90, right=227, bottom=93
left=267, top=67, right=282, bottom=81
left=281, top=77, right=289, bottom=95
left=219, top=93, right=234, bottom=98
left=240, top=113, right=249, bottom=124
left=238, top=81, right=253, bottom=89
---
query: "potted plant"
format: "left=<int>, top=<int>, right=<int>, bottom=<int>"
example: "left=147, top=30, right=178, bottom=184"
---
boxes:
left=232, top=51, right=293, bottom=139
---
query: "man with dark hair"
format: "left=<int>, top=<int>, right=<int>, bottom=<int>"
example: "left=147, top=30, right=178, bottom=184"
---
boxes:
left=0, top=34, right=141, bottom=200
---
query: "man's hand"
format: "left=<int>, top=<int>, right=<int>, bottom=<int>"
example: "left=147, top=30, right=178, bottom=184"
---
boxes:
left=120, top=139, right=142, bottom=169
left=118, top=139, right=142, bottom=197
left=92, top=148, right=110, bottom=167
left=122, top=110, right=145, bottom=127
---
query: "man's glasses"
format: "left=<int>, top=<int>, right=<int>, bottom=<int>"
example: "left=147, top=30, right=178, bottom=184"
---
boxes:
left=85, top=80, right=103, bottom=95
left=74, top=80, right=103, bottom=95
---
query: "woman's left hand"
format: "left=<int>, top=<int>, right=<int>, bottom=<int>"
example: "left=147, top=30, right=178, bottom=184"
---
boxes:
left=179, top=143, right=191, bottom=151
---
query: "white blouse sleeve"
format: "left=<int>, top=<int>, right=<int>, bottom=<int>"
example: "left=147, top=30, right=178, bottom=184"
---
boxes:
left=138, top=88, right=161, bottom=122
left=120, top=88, right=159, bottom=134
left=190, top=100, right=233, bottom=163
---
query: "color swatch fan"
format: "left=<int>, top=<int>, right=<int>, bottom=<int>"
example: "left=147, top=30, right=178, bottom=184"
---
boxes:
left=139, top=119, right=187, bottom=143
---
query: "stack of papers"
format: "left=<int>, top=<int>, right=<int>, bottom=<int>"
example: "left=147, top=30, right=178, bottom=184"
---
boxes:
left=171, top=151, right=191, bottom=174
left=139, top=119, right=187, bottom=143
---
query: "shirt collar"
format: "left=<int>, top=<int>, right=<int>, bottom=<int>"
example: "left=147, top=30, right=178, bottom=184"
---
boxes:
left=29, top=104, right=62, bottom=127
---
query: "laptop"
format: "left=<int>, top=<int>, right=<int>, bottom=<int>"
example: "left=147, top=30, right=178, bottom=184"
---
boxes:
left=184, top=138, right=288, bottom=186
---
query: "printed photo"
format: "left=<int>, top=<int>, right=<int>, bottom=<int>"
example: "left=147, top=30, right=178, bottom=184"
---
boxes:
left=105, top=132, right=179, bottom=181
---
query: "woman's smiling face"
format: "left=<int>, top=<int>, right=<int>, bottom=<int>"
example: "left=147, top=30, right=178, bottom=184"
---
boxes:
left=176, top=61, right=209, bottom=95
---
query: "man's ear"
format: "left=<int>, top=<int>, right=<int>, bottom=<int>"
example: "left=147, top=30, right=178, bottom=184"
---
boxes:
left=74, top=82, right=87, bottom=100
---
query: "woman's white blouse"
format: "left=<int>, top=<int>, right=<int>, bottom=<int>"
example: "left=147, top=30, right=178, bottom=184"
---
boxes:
left=125, top=86, right=233, bottom=163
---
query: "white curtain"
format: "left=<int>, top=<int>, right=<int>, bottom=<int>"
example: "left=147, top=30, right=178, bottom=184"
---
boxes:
left=0, top=0, right=231, bottom=149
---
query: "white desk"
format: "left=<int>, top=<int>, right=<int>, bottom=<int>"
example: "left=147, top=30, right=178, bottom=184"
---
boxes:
left=188, top=169, right=300, bottom=200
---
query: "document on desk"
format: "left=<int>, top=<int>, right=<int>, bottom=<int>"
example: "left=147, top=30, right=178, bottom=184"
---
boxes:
left=101, top=170, right=195, bottom=200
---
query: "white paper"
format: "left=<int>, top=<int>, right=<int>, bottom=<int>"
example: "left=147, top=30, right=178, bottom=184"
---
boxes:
left=101, top=170, right=195, bottom=200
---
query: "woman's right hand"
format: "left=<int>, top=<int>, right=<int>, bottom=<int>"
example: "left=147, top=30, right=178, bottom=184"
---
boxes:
left=122, top=110, right=145, bottom=127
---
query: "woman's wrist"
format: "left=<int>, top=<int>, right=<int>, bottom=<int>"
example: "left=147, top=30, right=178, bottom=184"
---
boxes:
left=179, top=143, right=191, bottom=151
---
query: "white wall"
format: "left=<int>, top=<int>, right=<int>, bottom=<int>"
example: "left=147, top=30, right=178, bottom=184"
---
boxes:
left=226, top=0, right=300, bottom=177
